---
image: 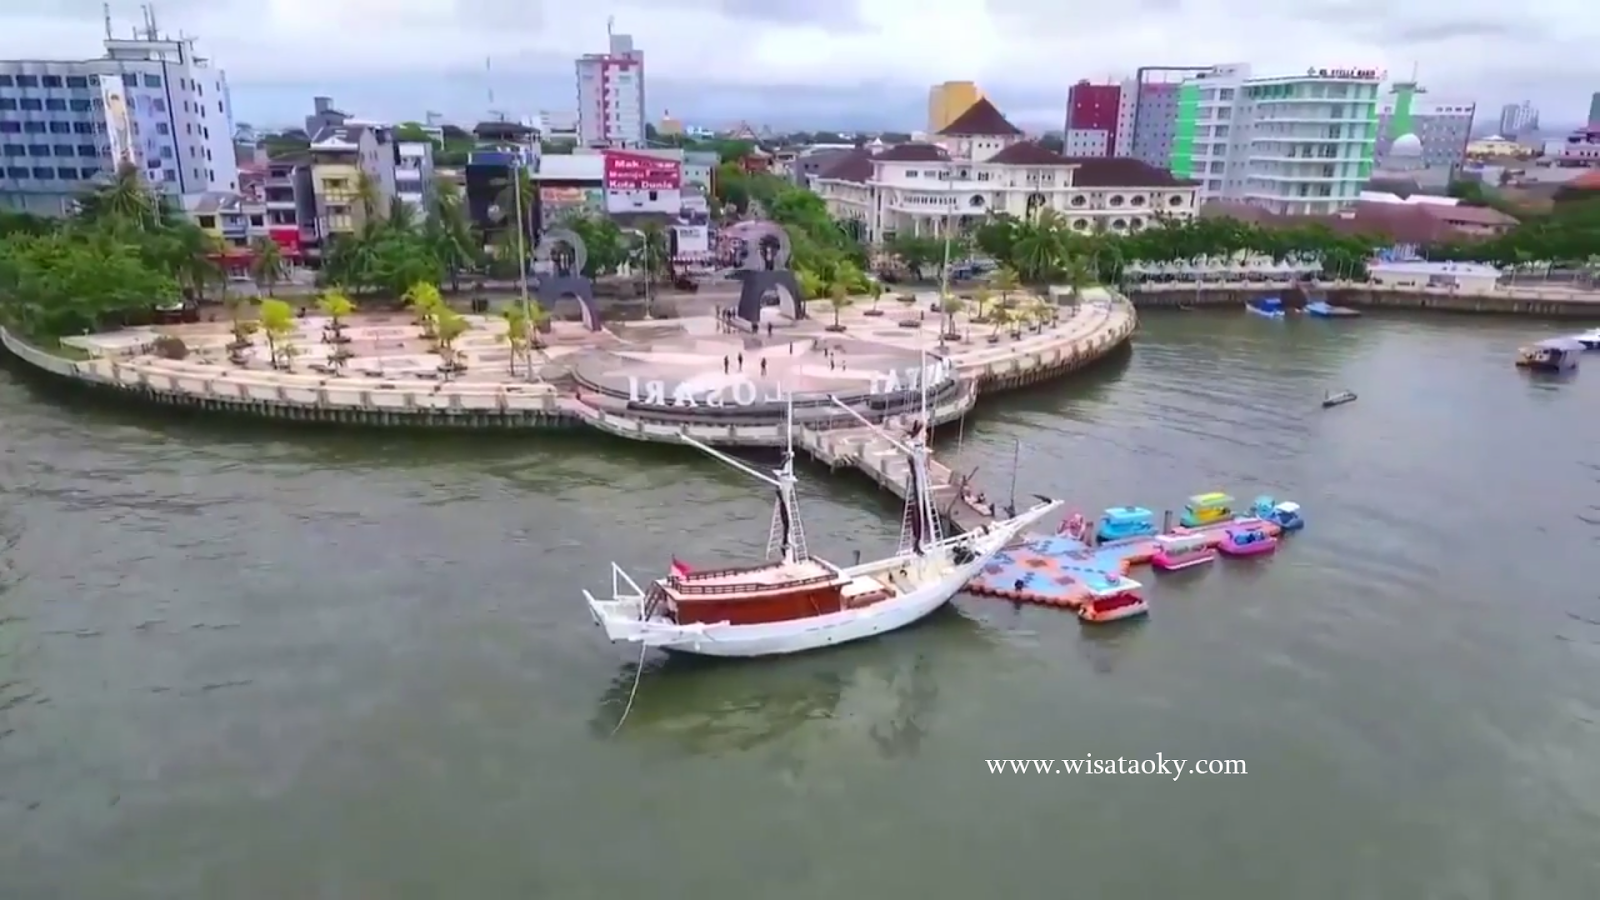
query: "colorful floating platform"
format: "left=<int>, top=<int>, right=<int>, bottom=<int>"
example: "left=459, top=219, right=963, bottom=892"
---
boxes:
left=966, top=517, right=1283, bottom=608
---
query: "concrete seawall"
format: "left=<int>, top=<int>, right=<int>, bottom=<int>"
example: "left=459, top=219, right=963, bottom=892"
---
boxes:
left=0, top=295, right=1139, bottom=443
left=1129, top=281, right=1600, bottom=317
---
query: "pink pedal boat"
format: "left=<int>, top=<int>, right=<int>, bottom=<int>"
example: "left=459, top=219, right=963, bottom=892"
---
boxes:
left=1218, top=525, right=1278, bottom=557
left=1151, top=532, right=1219, bottom=571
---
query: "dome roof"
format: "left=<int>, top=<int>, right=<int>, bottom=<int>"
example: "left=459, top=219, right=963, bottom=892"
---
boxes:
left=1390, top=133, right=1423, bottom=157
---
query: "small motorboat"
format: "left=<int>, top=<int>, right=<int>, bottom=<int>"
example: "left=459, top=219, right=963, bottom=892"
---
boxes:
left=1077, top=591, right=1149, bottom=624
left=1246, top=296, right=1285, bottom=319
left=1219, top=526, right=1278, bottom=557
left=1515, top=338, right=1581, bottom=372
left=1095, top=506, right=1158, bottom=543
left=1322, top=389, right=1357, bottom=408
left=1251, top=496, right=1304, bottom=532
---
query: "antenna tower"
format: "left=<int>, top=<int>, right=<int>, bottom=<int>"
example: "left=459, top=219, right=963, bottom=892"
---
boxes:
left=102, top=2, right=113, bottom=40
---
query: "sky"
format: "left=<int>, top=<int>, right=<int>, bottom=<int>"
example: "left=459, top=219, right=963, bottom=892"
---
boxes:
left=2, top=0, right=1597, bottom=133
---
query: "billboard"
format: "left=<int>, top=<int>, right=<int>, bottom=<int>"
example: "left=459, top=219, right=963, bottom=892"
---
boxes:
left=539, top=187, right=604, bottom=225
left=99, top=74, right=138, bottom=168
left=671, top=224, right=709, bottom=257
left=603, top=150, right=682, bottom=191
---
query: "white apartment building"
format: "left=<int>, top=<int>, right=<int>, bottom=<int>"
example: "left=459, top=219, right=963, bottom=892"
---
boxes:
left=396, top=140, right=434, bottom=218
left=575, top=33, right=645, bottom=148
left=539, top=109, right=579, bottom=142
left=1173, top=66, right=1381, bottom=215
left=0, top=33, right=238, bottom=215
left=811, top=98, right=1199, bottom=245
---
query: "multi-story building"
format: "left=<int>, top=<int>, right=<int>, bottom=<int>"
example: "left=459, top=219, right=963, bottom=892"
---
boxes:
left=812, top=98, right=1200, bottom=245
left=396, top=140, right=434, bottom=218
left=1171, top=66, right=1380, bottom=215
left=308, top=122, right=397, bottom=239
left=263, top=151, right=317, bottom=262
left=1064, top=80, right=1121, bottom=157
left=0, top=32, right=238, bottom=215
left=1498, top=101, right=1538, bottom=138
left=1374, top=82, right=1474, bottom=172
left=682, top=149, right=717, bottom=191
left=539, top=109, right=579, bottom=143
left=1121, top=66, right=1215, bottom=167
left=927, top=81, right=984, bottom=134
left=304, top=96, right=348, bottom=137
left=576, top=32, right=645, bottom=148
left=1551, top=125, right=1600, bottom=167
left=1589, top=93, right=1600, bottom=126
left=464, top=121, right=537, bottom=238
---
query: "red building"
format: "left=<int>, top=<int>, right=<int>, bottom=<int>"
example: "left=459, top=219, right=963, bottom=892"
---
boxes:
left=740, top=148, right=772, bottom=174
left=1065, top=81, right=1122, bottom=158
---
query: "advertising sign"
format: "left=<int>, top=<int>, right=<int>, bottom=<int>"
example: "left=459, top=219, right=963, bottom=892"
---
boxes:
left=99, top=74, right=138, bottom=168
left=672, top=224, right=709, bottom=256
left=539, top=187, right=603, bottom=226
left=603, top=150, right=682, bottom=191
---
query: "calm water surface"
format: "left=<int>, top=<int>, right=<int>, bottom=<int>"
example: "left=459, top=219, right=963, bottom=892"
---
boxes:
left=2, top=312, right=1599, bottom=898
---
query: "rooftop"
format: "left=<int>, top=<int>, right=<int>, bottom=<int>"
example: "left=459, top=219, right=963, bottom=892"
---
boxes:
left=938, top=98, right=1024, bottom=136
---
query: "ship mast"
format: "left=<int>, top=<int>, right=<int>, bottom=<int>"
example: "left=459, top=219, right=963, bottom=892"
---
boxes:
left=829, top=388, right=943, bottom=554
left=679, top=389, right=808, bottom=563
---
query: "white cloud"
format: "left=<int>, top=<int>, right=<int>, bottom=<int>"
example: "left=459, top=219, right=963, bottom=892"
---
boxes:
left=2, top=0, right=1598, bottom=123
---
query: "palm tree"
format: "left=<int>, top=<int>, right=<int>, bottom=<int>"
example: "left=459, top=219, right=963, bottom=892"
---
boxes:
left=76, top=162, right=157, bottom=229
left=249, top=236, right=284, bottom=296
left=501, top=305, right=529, bottom=375
left=937, top=293, right=965, bottom=345
left=827, top=281, right=853, bottom=331
left=1062, top=255, right=1093, bottom=314
left=258, top=298, right=296, bottom=369
left=992, top=266, right=1022, bottom=309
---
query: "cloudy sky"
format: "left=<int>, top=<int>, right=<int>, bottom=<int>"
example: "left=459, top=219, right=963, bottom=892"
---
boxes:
left=3, top=0, right=1596, bottom=132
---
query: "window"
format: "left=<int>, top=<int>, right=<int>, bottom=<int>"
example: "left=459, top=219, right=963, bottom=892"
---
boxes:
left=144, top=74, right=162, bottom=88
left=48, top=122, right=71, bottom=134
left=73, top=122, right=93, bottom=134
left=31, top=167, right=53, bottom=179
left=0, top=75, right=12, bottom=87
left=162, top=169, right=175, bottom=182
left=0, top=122, right=15, bottom=133
left=196, top=215, right=216, bottom=229
left=70, top=99, right=91, bottom=112
left=217, top=101, right=223, bottom=114
left=53, top=144, right=73, bottom=156
left=27, top=145, right=49, bottom=157
left=41, top=75, right=62, bottom=88
left=0, top=144, right=24, bottom=157
left=65, top=75, right=88, bottom=89
left=249, top=215, right=263, bottom=227
left=77, top=144, right=96, bottom=157
left=160, top=146, right=172, bottom=159
left=45, top=98, right=66, bottom=111
left=0, top=99, right=14, bottom=111
left=152, top=98, right=166, bottom=112
left=15, top=75, right=38, bottom=88
left=5, top=166, right=27, bottom=178
left=19, top=98, right=42, bottom=111
left=157, top=122, right=169, bottom=135
left=57, top=167, right=78, bottom=180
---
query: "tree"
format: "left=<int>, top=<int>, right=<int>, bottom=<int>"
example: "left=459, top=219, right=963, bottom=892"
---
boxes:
left=501, top=305, right=530, bottom=375
left=938, top=294, right=965, bottom=343
left=317, top=288, right=354, bottom=345
left=404, top=281, right=444, bottom=336
left=258, top=298, right=296, bottom=369
left=883, top=234, right=946, bottom=280
left=864, top=279, right=885, bottom=317
left=433, top=306, right=470, bottom=375
left=249, top=236, right=284, bottom=296
left=826, top=280, right=853, bottom=331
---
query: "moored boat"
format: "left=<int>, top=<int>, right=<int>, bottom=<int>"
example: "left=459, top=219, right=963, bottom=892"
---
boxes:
left=1151, top=532, right=1218, bottom=571
left=1305, top=300, right=1361, bottom=318
left=1246, top=297, right=1285, bottom=319
left=1322, top=389, right=1357, bottom=408
left=1077, top=587, right=1150, bottom=623
left=583, top=395, right=1061, bottom=658
left=1251, top=496, right=1304, bottom=532
left=1218, top=525, right=1278, bottom=557
left=1566, top=328, right=1600, bottom=351
left=1515, top=338, right=1581, bottom=372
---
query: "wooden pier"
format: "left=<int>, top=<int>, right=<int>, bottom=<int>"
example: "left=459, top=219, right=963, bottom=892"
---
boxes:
left=796, top=425, right=997, bottom=534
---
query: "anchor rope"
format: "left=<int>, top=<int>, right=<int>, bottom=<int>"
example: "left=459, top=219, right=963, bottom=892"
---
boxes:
left=610, top=640, right=649, bottom=737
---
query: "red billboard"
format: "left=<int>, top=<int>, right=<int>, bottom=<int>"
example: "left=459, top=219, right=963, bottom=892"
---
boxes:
left=268, top=227, right=302, bottom=257
left=603, top=151, right=682, bottom=191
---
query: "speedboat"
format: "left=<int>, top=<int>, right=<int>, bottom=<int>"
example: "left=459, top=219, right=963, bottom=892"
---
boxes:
left=1322, top=389, right=1357, bottom=408
left=1246, top=296, right=1285, bottom=319
left=1568, top=328, right=1600, bottom=351
left=1305, top=300, right=1361, bottom=318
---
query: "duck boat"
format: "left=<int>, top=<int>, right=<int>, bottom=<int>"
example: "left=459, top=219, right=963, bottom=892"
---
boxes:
left=1179, top=492, right=1234, bottom=528
left=583, top=393, right=1061, bottom=658
left=1095, top=506, right=1157, bottom=543
left=1322, top=389, right=1357, bottom=408
left=1151, top=532, right=1218, bottom=571
left=1251, top=496, right=1304, bottom=532
left=1219, top=525, right=1278, bottom=557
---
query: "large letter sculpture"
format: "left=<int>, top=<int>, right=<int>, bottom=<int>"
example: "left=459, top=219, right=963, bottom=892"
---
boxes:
left=728, top=220, right=804, bottom=330
left=533, top=228, right=600, bottom=331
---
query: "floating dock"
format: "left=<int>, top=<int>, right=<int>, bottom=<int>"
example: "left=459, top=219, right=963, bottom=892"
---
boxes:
left=967, top=518, right=1282, bottom=608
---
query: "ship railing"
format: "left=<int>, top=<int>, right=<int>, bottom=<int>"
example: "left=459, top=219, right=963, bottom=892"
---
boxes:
left=611, top=562, right=645, bottom=600
left=668, top=572, right=838, bottom=596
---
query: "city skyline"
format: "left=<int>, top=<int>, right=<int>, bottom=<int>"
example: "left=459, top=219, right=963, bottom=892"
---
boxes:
left=2, top=1, right=1597, bottom=131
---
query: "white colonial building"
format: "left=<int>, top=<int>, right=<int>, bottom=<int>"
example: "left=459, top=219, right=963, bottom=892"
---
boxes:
left=812, top=98, right=1200, bottom=244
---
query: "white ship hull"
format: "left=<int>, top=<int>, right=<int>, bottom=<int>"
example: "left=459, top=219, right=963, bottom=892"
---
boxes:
left=585, top=500, right=1060, bottom=658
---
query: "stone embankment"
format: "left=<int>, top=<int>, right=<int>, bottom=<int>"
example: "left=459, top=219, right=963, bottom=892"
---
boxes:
left=1129, top=279, right=1600, bottom=317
